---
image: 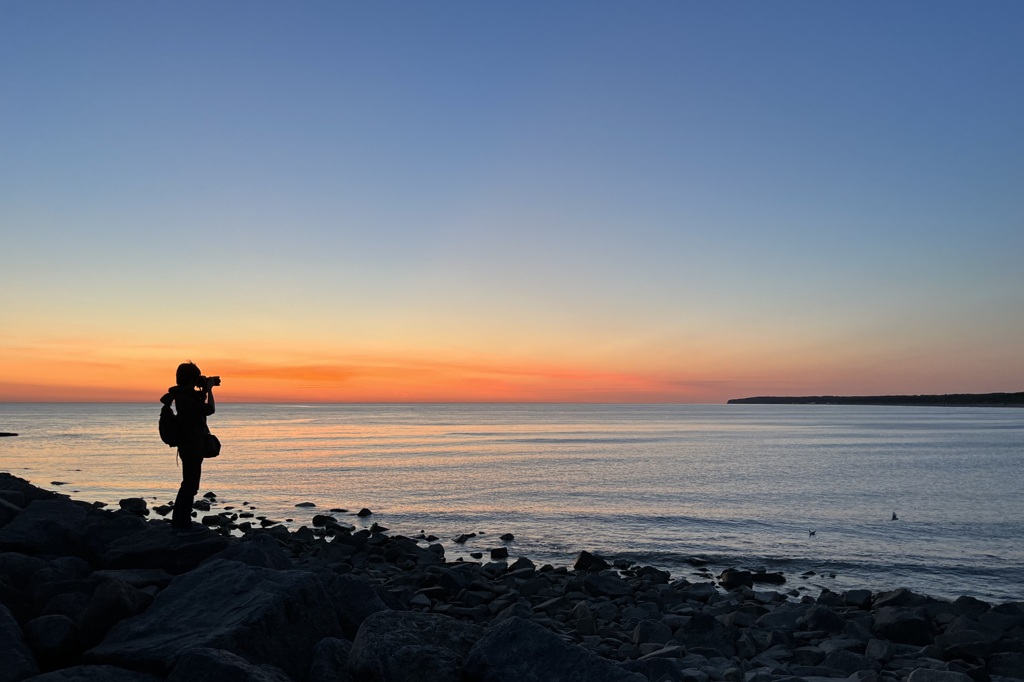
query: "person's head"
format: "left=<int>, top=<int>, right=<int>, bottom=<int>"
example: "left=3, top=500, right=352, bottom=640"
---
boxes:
left=176, top=361, right=202, bottom=388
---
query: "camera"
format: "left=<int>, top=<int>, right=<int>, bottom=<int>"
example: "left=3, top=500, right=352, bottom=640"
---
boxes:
left=198, top=375, right=221, bottom=388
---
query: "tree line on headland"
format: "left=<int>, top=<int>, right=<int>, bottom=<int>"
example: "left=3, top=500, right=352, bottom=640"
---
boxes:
left=727, top=392, right=1024, bottom=407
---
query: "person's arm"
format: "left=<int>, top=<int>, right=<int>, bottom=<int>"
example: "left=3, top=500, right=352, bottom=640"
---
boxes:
left=204, top=380, right=216, bottom=415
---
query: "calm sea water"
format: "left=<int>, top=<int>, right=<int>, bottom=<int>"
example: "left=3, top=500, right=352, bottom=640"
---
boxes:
left=1, top=403, right=1022, bottom=603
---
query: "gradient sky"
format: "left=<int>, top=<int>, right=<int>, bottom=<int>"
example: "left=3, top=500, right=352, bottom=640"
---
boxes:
left=2, top=2, right=1022, bottom=402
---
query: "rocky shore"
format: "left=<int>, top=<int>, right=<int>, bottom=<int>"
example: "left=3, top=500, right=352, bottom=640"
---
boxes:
left=1, top=472, right=1021, bottom=682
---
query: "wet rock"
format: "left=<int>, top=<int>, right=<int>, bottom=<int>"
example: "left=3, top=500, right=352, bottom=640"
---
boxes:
left=166, top=647, right=294, bottom=682
left=350, top=610, right=483, bottom=682
left=719, top=569, right=754, bottom=590
left=117, top=498, right=149, bottom=517
left=296, top=502, right=316, bottom=508
left=874, top=588, right=932, bottom=609
left=465, top=617, right=647, bottom=682
left=88, top=559, right=343, bottom=678
left=490, top=547, right=509, bottom=560
left=356, top=508, right=373, bottom=517
left=573, top=550, right=610, bottom=573
left=844, top=588, right=873, bottom=609
left=500, top=533, right=514, bottom=542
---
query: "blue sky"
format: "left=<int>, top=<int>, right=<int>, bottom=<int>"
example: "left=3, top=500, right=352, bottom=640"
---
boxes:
left=2, top=2, right=1022, bottom=401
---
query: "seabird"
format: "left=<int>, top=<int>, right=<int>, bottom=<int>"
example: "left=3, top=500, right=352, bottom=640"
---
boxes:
left=891, top=512, right=898, bottom=521
left=808, top=530, right=816, bottom=536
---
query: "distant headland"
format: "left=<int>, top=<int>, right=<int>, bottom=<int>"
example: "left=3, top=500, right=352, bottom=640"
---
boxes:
left=727, top=392, right=1024, bottom=407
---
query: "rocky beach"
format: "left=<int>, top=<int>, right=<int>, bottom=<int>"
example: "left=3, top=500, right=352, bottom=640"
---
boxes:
left=1, top=471, right=1022, bottom=682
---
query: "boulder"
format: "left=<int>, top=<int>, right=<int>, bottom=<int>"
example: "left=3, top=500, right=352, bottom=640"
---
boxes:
left=676, top=582, right=719, bottom=603
left=0, top=498, right=87, bottom=557
left=350, top=610, right=483, bottom=682
left=821, top=649, right=879, bottom=674
left=719, top=569, right=753, bottom=590
left=117, top=499, right=149, bottom=517
left=464, top=617, right=647, bottom=682
left=21, top=665, right=161, bottom=681
left=673, top=612, right=737, bottom=657
left=573, top=550, right=610, bottom=573
left=206, top=535, right=294, bottom=570
left=799, top=605, right=847, bottom=633
left=905, top=670, right=974, bottom=682
left=314, top=572, right=390, bottom=639
left=0, top=603, right=39, bottom=682
left=0, top=473, right=58, bottom=505
left=988, top=652, right=1024, bottom=679
left=873, top=606, right=933, bottom=645
left=25, top=614, right=80, bottom=670
left=79, top=579, right=154, bottom=647
left=166, top=647, right=294, bottom=682
left=87, top=560, right=343, bottom=678
left=583, top=573, right=632, bottom=598
left=308, top=637, right=352, bottom=682
left=102, top=522, right=229, bottom=574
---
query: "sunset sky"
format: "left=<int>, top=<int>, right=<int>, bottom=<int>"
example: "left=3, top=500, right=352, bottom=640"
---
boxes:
left=2, top=2, right=1022, bottom=403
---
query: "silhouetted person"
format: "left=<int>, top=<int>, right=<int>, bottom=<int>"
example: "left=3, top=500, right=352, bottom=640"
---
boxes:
left=162, top=361, right=218, bottom=534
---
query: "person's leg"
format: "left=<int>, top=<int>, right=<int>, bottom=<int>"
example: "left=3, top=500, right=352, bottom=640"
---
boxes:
left=171, top=454, right=203, bottom=529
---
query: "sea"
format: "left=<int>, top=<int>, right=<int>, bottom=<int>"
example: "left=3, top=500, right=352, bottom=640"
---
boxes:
left=1, top=402, right=1022, bottom=603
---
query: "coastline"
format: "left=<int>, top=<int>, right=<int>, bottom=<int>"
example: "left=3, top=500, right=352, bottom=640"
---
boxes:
left=1, top=472, right=1022, bottom=681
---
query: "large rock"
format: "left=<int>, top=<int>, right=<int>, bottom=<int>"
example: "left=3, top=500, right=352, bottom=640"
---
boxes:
left=79, top=579, right=154, bottom=648
left=308, top=638, right=352, bottom=682
left=465, top=617, right=647, bottom=682
left=102, top=523, right=229, bottom=574
left=206, top=534, right=294, bottom=570
left=22, top=666, right=161, bottom=682
left=166, top=647, right=294, bottom=682
left=673, top=612, right=737, bottom=657
left=350, top=610, right=483, bottom=682
left=873, top=606, right=933, bottom=645
left=0, top=603, right=39, bottom=682
left=25, top=614, right=80, bottom=671
left=87, top=559, right=343, bottom=678
left=0, top=498, right=87, bottom=557
left=0, top=474, right=59, bottom=505
left=315, top=572, right=390, bottom=639
left=582, top=573, right=633, bottom=598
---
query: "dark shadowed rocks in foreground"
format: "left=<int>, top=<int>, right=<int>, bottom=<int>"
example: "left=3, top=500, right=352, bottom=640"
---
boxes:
left=102, top=523, right=228, bottom=573
left=308, top=637, right=353, bottom=682
left=87, top=559, right=343, bottom=678
left=0, top=603, right=39, bottom=681
left=465, top=617, right=647, bottom=682
left=166, top=647, right=294, bottom=682
left=350, top=610, right=484, bottom=682
left=22, top=665, right=161, bottom=682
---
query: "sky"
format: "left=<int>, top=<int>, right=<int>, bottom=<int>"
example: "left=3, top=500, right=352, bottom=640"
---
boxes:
left=2, top=1, right=1022, bottom=403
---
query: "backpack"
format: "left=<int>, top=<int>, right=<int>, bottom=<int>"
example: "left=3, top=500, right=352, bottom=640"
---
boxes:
left=159, top=400, right=179, bottom=447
